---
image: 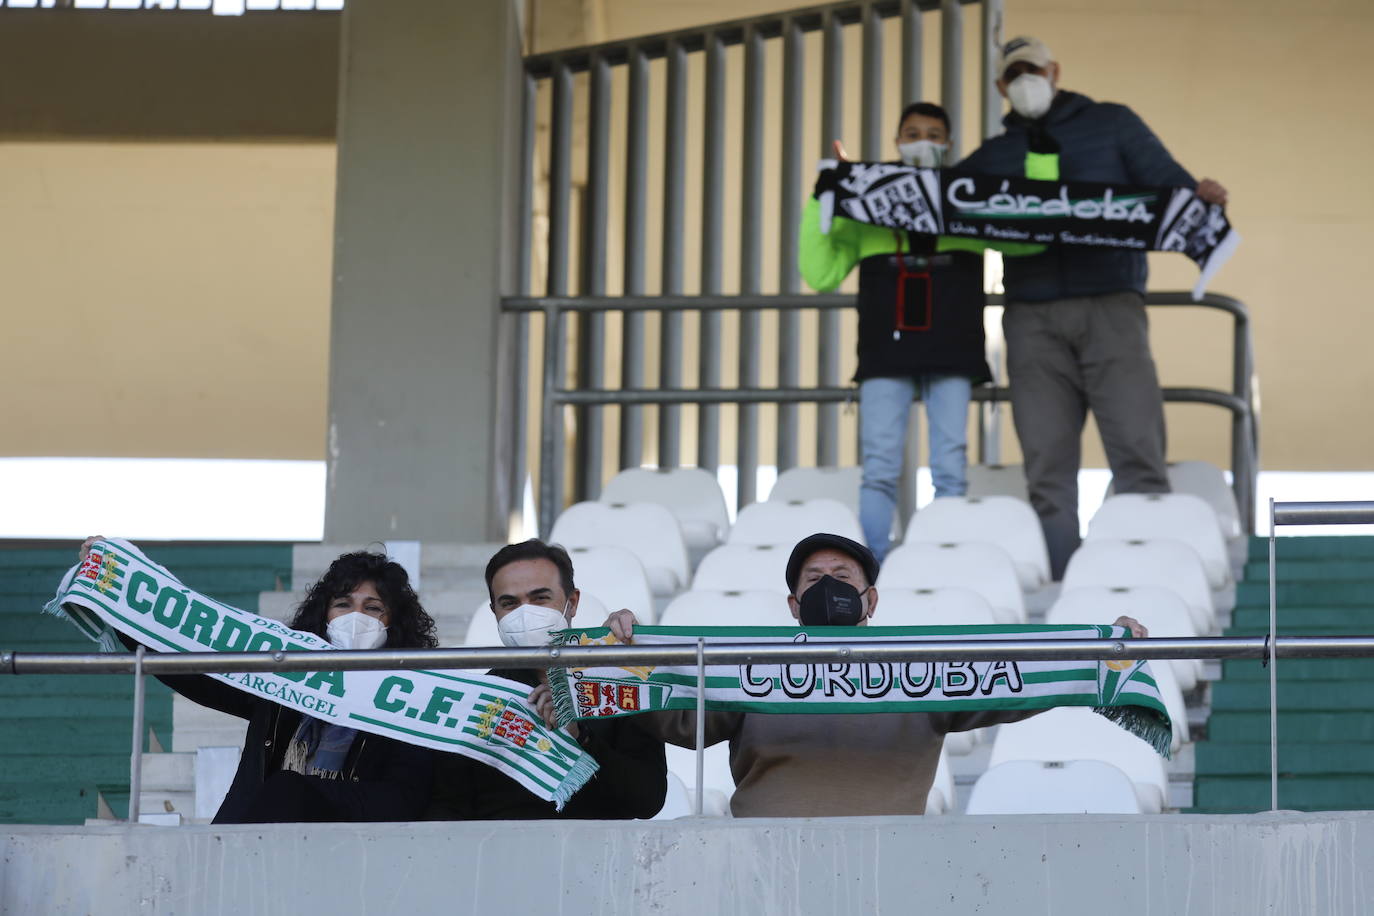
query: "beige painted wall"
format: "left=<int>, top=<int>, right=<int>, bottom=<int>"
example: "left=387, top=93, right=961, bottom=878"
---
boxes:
left=0, top=142, right=335, bottom=459
left=4, top=1, right=1371, bottom=474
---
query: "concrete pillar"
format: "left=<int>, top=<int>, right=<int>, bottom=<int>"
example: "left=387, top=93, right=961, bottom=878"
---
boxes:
left=324, top=0, right=523, bottom=542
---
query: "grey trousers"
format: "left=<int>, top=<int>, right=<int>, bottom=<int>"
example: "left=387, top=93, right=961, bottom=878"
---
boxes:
left=1003, top=291, right=1170, bottom=580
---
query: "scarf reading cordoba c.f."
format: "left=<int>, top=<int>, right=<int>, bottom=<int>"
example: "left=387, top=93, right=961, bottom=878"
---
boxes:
left=815, top=159, right=1240, bottom=300
left=548, top=625, right=1173, bottom=757
left=41, top=539, right=597, bottom=809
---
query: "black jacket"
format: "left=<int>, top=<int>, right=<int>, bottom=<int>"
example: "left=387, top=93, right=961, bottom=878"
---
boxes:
left=121, top=634, right=434, bottom=824
left=958, top=90, right=1196, bottom=302
left=854, top=234, right=990, bottom=384
left=427, top=668, right=667, bottom=820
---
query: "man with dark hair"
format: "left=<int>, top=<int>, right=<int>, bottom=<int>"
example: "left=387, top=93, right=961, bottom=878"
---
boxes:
left=427, top=538, right=666, bottom=820
left=598, top=533, right=1145, bottom=817
left=960, top=36, right=1230, bottom=579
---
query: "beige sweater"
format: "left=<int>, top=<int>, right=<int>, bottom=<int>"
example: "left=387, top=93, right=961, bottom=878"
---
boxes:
left=646, top=707, right=1037, bottom=818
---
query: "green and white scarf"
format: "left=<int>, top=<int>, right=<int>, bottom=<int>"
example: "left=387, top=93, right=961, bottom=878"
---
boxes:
left=42, top=539, right=598, bottom=808
left=549, top=624, right=1172, bottom=756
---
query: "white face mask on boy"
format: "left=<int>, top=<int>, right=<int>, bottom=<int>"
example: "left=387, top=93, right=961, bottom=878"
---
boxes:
left=897, top=139, right=949, bottom=169
left=325, top=611, right=388, bottom=651
left=497, top=603, right=571, bottom=648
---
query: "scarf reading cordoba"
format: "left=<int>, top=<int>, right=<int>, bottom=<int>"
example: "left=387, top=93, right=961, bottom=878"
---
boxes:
left=42, top=539, right=597, bottom=808
left=815, top=159, right=1240, bottom=300
left=548, top=625, right=1173, bottom=757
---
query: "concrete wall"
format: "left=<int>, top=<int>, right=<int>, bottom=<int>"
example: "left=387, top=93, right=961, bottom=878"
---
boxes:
left=5, top=813, right=1374, bottom=915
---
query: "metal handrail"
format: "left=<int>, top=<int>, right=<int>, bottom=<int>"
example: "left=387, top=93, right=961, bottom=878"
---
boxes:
left=6, top=635, right=1372, bottom=676
left=502, top=290, right=1258, bottom=537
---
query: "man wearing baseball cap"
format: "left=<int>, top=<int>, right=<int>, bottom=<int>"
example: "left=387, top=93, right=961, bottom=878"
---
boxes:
left=960, top=37, right=1230, bottom=581
left=595, top=532, right=1143, bottom=817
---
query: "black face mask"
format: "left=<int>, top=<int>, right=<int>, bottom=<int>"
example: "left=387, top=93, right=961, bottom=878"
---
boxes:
left=797, top=575, right=868, bottom=627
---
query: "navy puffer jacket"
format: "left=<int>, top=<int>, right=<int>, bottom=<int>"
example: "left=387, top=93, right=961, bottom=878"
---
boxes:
left=958, top=90, right=1196, bottom=302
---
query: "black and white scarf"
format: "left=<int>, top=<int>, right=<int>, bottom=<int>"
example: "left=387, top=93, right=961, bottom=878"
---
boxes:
left=815, top=159, right=1240, bottom=299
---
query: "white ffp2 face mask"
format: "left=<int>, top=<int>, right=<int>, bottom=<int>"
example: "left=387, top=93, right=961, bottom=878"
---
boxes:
left=1007, top=73, right=1054, bottom=120
left=326, top=611, right=388, bottom=651
left=497, top=603, right=570, bottom=648
left=897, top=139, right=949, bottom=169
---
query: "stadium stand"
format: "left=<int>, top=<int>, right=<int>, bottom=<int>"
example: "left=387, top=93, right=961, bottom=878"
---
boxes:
left=1191, top=536, right=1374, bottom=812
left=564, top=546, right=657, bottom=623
left=664, top=744, right=734, bottom=816
left=1061, top=539, right=1217, bottom=633
left=903, top=496, right=1050, bottom=590
left=869, top=587, right=998, bottom=627
left=1047, top=586, right=1203, bottom=691
left=727, top=498, right=865, bottom=547
left=965, top=464, right=1030, bottom=503
left=767, top=466, right=862, bottom=514
left=601, top=468, right=730, bottom=552
left=1086, top=493, right=1236, bottom=612
left=691, top=544, right=791, bottom=594
left=1105, top=460, right=1246, bottom=574
left=658, top=590, right=786, bottom=627
left=550, top=502, right=690, bottom=596
left=989, top=707, right=1170, bottom=814
left=0, top=543, right=291, bottom=824
left=877, top=542, right=1026, bottom=624
left=965, top=759, right=1144, bottom=815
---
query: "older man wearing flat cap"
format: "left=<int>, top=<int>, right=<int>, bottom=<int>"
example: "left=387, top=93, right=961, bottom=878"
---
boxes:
left=601, top=532, right=1135, bottom=817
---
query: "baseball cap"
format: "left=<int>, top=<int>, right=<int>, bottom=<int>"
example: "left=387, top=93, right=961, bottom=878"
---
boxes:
left=997, top=36, right=1053, bottom=76
left=785, top=533, right=880, bottom=594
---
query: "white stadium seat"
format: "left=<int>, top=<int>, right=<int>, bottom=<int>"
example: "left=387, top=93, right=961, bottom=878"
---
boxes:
left=551, top=501, right=690, bottom=596
left=1048, top=586, right=1203, bottom=691
left=651, top=771, right=696, bottom=820
left=1062, top=539, right=1216, bottom=634
left=872, top=587, right=998, bottom=627
left=768, top=466, right=862, bottom=515
left=1088, top=493, right=1234, bottom=603
left=601, top=467, right=730, bottom=551
left=659, top=590, right=788, bottom=627
left=665, top=743, right=734, bottom=816
left=1106, top=460, right=1243, bottom=540
left=566, top=546, right=656, bottom=622
left=925, top=748, right=956, bottom=815
left=989, top=707, right=1170, bottom=814
left=462, top=592, right=610, bottom=647
left=727, top=498, right=865, bottom=547
left=966, top=464, right=1030, bottom=503
left=904, top=496, right=1050, bottom=590
left=877, top=542, right=1026, bottom=624
left=692, top=544, right=791, bottom=595
left=965, top=759, right=1144, bottom=815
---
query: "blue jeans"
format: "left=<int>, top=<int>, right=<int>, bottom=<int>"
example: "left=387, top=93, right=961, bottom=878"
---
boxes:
left=859, top=375, right=972, bottom=563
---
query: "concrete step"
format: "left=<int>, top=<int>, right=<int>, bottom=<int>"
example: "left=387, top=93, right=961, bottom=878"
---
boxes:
left=1197, top=742, right=1374, bottom=777
left=1249, top=536, right=1374, bottom=561
left=1242, top=559, right=1374, bottom=582
left=1210, top=680, right=1374, bottom=712
left=172, top=695, right=247, bottom=752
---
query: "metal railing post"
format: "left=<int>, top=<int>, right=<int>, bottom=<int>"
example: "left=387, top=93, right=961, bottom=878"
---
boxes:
left=939, top=0, right=964, bottom=160
left=577, top=52, right=612, bottom=500
left=658, top=39, right=687, bottom=470
left=900, top=0, right=923, bottom=105
left=620, top=45, right=650, bottom=472
left=127, top=645, right=146, bottom=825
left=777, top=16, right=805, bottom=474
left=698, top=32, right=727, bottom=475
left=737, top=25, right=766, bottom=507
left=1268, top=497, right=1278, bottom=811
left=818, top=12, right=845, bottom=464
left=695, top=637, right=706, bottom=817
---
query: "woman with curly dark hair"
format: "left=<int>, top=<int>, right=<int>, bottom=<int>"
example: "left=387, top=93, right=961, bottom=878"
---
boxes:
left=80, top=540, right=438, bottom=824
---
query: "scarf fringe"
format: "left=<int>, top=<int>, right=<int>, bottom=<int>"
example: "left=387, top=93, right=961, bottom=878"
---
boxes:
left=1094, top=705, right=1173, bottom=760
left=550, top=746, right=600, bottom=812
left=41, top=596, right=122, bottom=654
